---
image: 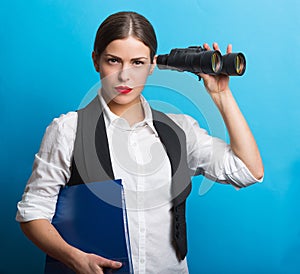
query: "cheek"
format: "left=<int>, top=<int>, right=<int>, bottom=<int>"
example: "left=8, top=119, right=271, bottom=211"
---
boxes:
left=100, top=67, right=119, bottom=88
left=100, top=66, right=116, bottom=79
left=132, top=68, right=151, bottom=85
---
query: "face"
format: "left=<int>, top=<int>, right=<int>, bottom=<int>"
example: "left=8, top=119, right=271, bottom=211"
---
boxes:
left=93, top=36, right=156, bottom=110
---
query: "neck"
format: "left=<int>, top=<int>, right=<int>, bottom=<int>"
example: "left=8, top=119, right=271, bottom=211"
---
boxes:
left=107, top=97, right=145, bottom=126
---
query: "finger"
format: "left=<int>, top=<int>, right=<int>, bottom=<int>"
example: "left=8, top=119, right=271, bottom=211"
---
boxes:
left=100, top=258, right=122, bottom=269
left=227, top=44, right=232, bottom=54
left=203, top=43, right=211, bottom=51
left=198, top=72, right=210, bottom=82
left=212, top=42, right=219, bottom=51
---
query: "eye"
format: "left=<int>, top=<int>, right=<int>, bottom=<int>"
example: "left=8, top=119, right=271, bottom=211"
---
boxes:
left=133, top=60, right=145, bottom=66
left=107, top=58, right=120, bottom=64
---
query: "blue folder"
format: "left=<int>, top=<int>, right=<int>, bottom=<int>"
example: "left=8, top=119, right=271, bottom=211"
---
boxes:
left=44, top=179, right=134, bottom=274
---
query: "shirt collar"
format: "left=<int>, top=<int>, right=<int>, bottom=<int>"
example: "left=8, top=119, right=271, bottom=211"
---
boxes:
left=97, top=90, right=158, bottom=136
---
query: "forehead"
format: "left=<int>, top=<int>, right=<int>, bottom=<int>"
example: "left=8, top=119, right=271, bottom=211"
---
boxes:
left=103, top=36, right=150, bottom=58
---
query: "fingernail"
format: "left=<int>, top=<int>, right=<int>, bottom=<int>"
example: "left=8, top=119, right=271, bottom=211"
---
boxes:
left=115, top=262, right=122, bottom=267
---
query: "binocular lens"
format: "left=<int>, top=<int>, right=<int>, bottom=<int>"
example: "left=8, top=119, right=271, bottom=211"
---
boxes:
left=212, top=52, right=222, bottom=73
left=235, top=55, right=245, bottom=75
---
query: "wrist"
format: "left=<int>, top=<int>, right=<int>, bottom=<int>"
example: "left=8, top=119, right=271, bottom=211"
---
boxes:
left=64, top=246, right=86, bottom=271
left=210, top=88, right=233, bottom=111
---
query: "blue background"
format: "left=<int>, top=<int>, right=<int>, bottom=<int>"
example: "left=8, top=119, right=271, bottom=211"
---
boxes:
left=1, top=0, right=300, bottom=273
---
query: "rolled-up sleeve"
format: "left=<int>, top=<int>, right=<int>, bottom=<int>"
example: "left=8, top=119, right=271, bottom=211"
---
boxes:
left=167, top=113, right=263, bottom=189
left=16, top=112, right=77, bottom=222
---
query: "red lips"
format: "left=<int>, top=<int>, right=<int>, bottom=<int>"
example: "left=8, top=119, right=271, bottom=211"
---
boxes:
left=115, top=86, right=133, bottom=94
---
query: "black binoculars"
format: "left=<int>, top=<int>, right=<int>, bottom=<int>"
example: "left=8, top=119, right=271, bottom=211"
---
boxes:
left=156, top=46, right=246, bottom=76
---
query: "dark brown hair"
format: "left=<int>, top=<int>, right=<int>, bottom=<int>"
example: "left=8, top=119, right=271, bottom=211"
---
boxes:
left=93, top=11, right=157, bottom=63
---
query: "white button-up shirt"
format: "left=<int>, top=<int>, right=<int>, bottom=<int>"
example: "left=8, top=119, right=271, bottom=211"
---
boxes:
left=16, top=94, right=261, bottom=274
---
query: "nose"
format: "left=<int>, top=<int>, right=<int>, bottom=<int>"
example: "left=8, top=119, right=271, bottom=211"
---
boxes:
left=118, top=64, right=130, bottom=82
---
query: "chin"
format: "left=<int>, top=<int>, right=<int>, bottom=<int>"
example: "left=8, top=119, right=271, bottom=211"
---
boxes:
left=112, top=93, right=141, bottom=106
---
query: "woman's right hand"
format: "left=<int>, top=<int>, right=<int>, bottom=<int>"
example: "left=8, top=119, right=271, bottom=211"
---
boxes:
left=72, top=251, right=122, bottom=274
left=20, top=220, right=122, bottom=274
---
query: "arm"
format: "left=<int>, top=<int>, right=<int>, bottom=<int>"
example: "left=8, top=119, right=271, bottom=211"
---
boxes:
left=17, top=113, right=122, bottom=273
left=20, top=219, right=122, bottom=274
left=199, top=43, right=264, bottom=180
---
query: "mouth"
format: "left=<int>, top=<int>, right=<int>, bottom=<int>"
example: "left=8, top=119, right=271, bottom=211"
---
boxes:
left=115, top=86, right=133, bottom=94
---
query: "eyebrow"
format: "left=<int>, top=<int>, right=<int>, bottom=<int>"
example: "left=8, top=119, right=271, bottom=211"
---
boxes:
left=104, top=54, right=148, bottom=61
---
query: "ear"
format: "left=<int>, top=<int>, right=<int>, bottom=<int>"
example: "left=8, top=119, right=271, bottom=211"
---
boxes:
left=149, top=55, right=157, bottom=75
left=92, top=51, right=100, bottom=72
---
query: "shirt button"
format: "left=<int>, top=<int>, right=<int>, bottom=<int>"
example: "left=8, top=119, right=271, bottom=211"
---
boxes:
left=140, top=227, right=145, bottom=233
left=140, top=258, right=145, bottom=264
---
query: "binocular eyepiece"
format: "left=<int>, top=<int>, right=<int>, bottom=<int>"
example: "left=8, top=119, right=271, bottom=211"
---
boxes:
left=156, top=46, right=246, bottom=76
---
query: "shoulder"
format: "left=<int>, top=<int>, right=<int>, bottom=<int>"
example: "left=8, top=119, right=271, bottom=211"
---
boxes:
left=165, top=113, right=201, bottom=131
left=33, top=111, right=78, bottom=166
left=163, top=113, right=210, bottom=144
left=41, top=111, right=78, bottom=149
left=46, top=111, right=78, bottom=134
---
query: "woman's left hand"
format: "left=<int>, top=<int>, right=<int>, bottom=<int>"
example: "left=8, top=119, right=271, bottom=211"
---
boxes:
left=198, top=42, right=232, bottom=95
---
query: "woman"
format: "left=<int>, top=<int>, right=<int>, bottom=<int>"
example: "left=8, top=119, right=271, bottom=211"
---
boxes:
left=16, top=11, right=264, bottom=274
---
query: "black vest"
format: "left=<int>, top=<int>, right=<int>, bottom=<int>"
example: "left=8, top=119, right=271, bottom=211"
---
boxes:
left=67, top=96, right=192, bottom=260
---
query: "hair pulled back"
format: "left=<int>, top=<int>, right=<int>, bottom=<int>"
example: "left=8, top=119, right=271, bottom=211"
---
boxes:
left=93, top=11, right=157, bottom=63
